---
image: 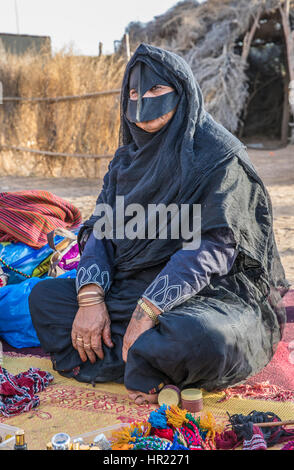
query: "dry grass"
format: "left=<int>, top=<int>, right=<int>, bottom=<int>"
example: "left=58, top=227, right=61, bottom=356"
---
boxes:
left=0, top=47, right=126, bottom=176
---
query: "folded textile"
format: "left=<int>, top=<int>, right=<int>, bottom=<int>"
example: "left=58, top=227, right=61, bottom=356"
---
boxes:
left=0, top=191, right=82, bottom=249
left=0, top=366, right=54, bottom=417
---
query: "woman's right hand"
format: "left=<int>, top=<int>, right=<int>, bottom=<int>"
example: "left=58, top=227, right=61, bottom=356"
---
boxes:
left=71, top=301, right=114, bottom=364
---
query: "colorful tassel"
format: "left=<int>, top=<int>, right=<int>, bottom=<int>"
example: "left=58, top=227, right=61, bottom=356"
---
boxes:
left=132, top=436, right=173, bottom=450
left=151, top=427, right=174, bottom=442
left=148, top=404, right=169, bottom=429
left=112, top=443, right=134, bottom=450
left=166, top=405, right=189, bottom=428
left=180, top=423, right=204, bottom=450
left=111, top=420, right=151, bottom=446
left=199, top=411, right=222, bottom=442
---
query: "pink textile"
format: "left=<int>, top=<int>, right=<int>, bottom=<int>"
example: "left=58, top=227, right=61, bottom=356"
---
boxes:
left=246, top=289, right=294, bottom=391
left=221, top=290, right=294, bottom=401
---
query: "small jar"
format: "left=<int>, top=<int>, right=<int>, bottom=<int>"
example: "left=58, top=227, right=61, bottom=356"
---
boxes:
left=180, top=388, right=203, bottom=413
left=158, top=385, right=181, bottom=407
left=51, top=432, right=71, bottom=450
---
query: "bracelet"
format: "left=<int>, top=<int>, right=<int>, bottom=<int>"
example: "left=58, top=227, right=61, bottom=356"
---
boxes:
left=78, top=294, right=104, bottom=302
left=77, top=289, right=104, bottom=307
left=78, top=298, right=105, bottom=307
left=138, top=299, right=160, bottom=326
left=78, top=291, right=103, bottom=297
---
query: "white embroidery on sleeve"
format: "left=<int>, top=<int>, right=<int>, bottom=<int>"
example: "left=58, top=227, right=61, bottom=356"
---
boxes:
left=75, top=263, right=110, bottom=293
left=144, top=274, right=191, bottom=311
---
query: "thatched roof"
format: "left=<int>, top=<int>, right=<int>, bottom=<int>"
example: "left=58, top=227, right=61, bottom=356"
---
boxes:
left=123, top=0, right=294, bottom=137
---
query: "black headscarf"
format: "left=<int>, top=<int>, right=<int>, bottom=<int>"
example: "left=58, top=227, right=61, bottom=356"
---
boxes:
left=80, top=43, right=289, bottom=300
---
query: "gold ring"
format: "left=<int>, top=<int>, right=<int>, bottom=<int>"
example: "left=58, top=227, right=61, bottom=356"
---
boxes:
left=77, top=338, right=84, bottom=343
left=84, top=344, right=91, bottom=348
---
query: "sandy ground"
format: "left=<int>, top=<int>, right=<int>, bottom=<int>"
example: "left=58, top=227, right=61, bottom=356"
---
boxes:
left=1, top=145, right=293, bottom=284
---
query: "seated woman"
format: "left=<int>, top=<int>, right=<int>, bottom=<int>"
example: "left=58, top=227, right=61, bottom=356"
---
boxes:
left=29, top=43, right=290, bottom=405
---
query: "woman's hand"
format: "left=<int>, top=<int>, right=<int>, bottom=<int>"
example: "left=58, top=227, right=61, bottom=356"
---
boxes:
left=72, top=287, right=114, bottom=363
left=122, top=299, right=160, bottom=362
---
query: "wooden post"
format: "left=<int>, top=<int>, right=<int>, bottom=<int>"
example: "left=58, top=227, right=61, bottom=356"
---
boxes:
left=98, top=42, right=103, bottom=56
left=279, top=0, right=294, bottom=143
left=125, top=32, right=131, bottom=62
left=241, top=7, right=262, bottom=62
left=281, top=72, right=290, bottom=145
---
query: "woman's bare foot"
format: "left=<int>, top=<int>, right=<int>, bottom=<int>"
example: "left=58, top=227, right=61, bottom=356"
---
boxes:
left=127, top=389, right=159, bottom=405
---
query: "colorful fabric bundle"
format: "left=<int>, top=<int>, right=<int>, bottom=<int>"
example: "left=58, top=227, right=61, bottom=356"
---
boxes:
left=0, top=234, right=75, bottom=284
left=111, top=405, right=222, bottom=450
left=0, top=366, right=54, bottom=417
left=0, top=191, right=82, bottom=249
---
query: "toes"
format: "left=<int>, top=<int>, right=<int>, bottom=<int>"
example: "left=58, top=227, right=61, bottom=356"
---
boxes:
left=135, top=396, right=148, bottom=405
left=126, top=388, right=159, bottom=405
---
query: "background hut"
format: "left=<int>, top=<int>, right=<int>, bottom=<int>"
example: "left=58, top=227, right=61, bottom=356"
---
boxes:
left=123, top=0, right=294, bottom=147
left=0, top=33, right=51, bottom=56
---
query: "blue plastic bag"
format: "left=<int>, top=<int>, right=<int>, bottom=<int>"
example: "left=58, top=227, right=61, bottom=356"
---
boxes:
left=0, top=234, right=67, bottom=285
left=0, top=269, right=77, bottom=348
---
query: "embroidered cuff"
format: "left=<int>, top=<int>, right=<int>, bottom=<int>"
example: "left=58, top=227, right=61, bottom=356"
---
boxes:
left=75, top=263, right=111, bottom=294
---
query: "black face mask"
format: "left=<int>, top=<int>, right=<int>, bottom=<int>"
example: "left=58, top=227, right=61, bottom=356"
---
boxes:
left=126, top=61, right=179, bottom=123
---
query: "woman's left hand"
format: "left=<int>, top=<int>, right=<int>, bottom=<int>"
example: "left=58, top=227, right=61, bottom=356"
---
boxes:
left=122, top=301, right=159, bottom=362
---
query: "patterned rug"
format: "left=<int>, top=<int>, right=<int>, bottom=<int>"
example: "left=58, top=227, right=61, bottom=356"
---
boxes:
left=1, top=290, right=293, bottom=450
left=1, top=352, right=294, bottom=450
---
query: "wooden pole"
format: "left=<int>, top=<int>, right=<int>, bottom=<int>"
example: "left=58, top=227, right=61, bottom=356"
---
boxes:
left=125, top=32, right=131, bottom=62
left=281, top=71, right=290, bottom=145
left=255, top=419, right=294, bottom=428
left=279, top=0, right=294, bottom=143
left=98, top=42, right=103, bottom=56
left=241, top=7, right=262, bottom=62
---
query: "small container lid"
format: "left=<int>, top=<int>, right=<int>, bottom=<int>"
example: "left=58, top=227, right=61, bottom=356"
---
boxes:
left=80, top=444, right=90, bottom=450
left=158, top=385, right=181, bottom=407
left=180, top=388, right=203, bottom=401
